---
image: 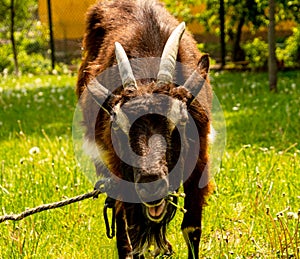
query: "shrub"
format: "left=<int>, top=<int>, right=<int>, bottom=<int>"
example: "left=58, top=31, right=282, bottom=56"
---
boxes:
left=21, top=21, right=49, bottom=55
left=243, top=38, right=268, bottom=70
left=276, top=25, right=300, bottom=68
left=18, top=50, right=52, bottom=74
left=0, top=44, right=70, bottom=76
left=0, top=44, right=14, bottom=73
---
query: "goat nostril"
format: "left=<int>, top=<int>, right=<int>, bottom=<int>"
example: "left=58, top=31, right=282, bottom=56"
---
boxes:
left=135, top=178, right=169, bottom=202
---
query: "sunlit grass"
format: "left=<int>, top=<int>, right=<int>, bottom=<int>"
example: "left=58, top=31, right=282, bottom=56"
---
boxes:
left=0, top=71, right=299, bottom=258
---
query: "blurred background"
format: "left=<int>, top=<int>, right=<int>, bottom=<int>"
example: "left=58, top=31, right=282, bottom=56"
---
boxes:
left=0, top=0, right=299, bottom=75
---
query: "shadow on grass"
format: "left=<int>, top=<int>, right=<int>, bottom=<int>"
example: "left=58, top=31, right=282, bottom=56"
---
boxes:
left=0, top=84, right=77, bottom=141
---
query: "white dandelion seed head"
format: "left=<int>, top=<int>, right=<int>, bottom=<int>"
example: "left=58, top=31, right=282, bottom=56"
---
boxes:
left=29, top=146, right=40, bottom=155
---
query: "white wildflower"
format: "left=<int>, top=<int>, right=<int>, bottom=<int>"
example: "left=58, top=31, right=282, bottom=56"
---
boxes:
left=35, top=78, right=42, bottom=84
left=29, top=146, right=40, bottom=155
left=287, top=212, right=298, bottom=220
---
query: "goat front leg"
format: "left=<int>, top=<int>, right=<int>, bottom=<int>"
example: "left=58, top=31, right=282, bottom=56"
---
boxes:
left=116, top=202, right=134, bottom=259
left=181, top=167, right=211, bottom=259
left=181, top=191, right=203, bottom=259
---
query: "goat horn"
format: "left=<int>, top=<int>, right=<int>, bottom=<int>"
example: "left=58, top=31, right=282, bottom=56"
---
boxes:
left=86, top=78, right=112, bottom=115
left=115, top=42, right=138, bottom=89
left=87, top=79, right=130, bottom=134
left=157, top=22, right=186, bottom=86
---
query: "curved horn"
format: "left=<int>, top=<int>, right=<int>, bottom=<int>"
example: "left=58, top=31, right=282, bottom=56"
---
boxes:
left=86, top=78, right=112, bottom=115
left=115, top=42, right=137, bottom=89
left=157, top=22, right=186, bottom=86
left=87, top=78, right=130, bottom=134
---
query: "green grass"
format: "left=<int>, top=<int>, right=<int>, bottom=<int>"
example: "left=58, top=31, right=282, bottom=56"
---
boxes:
left=0, top=71, right=299, bottom=258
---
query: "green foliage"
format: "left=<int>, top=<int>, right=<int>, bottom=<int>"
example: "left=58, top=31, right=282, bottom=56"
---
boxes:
left=276, top=25, right=300, bottom=67
left=21, top=21, right=49, bottom=55
left=276, top=0, right=300, bottom=23
left=196, top=0, right=267, bottom=36
left=0, top=0, right=38, bottom=34
left=0, top=19, right=69, bottom=75
left=18, top=51, right=52, bottom=74
left=0, top=0, right=48, bottom=75
left=0, top=72, right=299, bottom=257
left=0, top=44, right=12, bottom=72
left=190, top=0, right=299, bottom=64
left=243, top=38, right=268, bottom=70
left=0, top=44, right=69, bottom=75
left=243, top=26, right=300, bottom=70
left=163, top=0, right=199, bottom=21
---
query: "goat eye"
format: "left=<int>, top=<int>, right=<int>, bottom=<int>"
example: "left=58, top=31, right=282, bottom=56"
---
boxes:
left=124, top=86, right=135, bottom=94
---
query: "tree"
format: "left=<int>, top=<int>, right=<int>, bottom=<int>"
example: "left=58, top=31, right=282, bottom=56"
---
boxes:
left=219, top=0, right=226, bottom=67
left=268, top=0, right=277, bottom=92
left=197, top=0, right=268, bottom=62
left=0, top=0, right=37, bottom=74
left=196, top=0, right=300, bottom=65
left=10, top=0, right=19, bottom=75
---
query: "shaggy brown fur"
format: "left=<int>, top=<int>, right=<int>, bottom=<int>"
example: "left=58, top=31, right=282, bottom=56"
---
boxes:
left=76, top=1, right=213, bottom=258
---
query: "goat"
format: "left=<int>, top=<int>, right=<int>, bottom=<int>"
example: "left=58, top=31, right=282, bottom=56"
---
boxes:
left=76, top=0, right=213, bottom=258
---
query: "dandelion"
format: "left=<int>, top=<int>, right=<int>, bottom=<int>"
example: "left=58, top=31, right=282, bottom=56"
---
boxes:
left=287, top=212, right=298, bottom=220
left=3, top=68, right=8, bottom=77
left=35, top=78, right=42, bottom=84
left=259, top=147, right=268, bottom=152
left=19, top=158, right=26, bottom=164
left=243, top=144, right=251, bottom=148
left=21, top=88, right=27, bottom=96
left=29, top=146, right=40, bottom=155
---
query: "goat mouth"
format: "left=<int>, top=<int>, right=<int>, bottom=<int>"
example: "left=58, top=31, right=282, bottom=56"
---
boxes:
left=144, top=200, right=167, bottom=222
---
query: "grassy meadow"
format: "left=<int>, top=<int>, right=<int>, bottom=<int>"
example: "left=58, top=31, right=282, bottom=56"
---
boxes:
left=0, top=71, right=299, bottom=258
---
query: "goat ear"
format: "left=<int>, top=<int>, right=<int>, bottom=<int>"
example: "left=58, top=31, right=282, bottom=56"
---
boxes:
left=183, top=55, right=209, bottom=105
left=86, top=78, right=111, bottom=115
left=197, top=54, right=210, bottom=79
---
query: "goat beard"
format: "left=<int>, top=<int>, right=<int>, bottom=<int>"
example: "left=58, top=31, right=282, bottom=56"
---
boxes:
left=128, top=200, right=177, bottom=256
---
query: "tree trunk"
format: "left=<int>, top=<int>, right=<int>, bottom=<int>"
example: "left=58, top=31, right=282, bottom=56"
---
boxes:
left=10, top=0, right=19, bottom=76
left=219, top=0, right=226, bottom=67
left=268, top=0, right=277, bottom=92
left=232, top=16, right=245, bottom=62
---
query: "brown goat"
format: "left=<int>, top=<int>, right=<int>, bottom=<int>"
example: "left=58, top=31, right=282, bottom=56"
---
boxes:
left=76, top=0, right=213, bottom=258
